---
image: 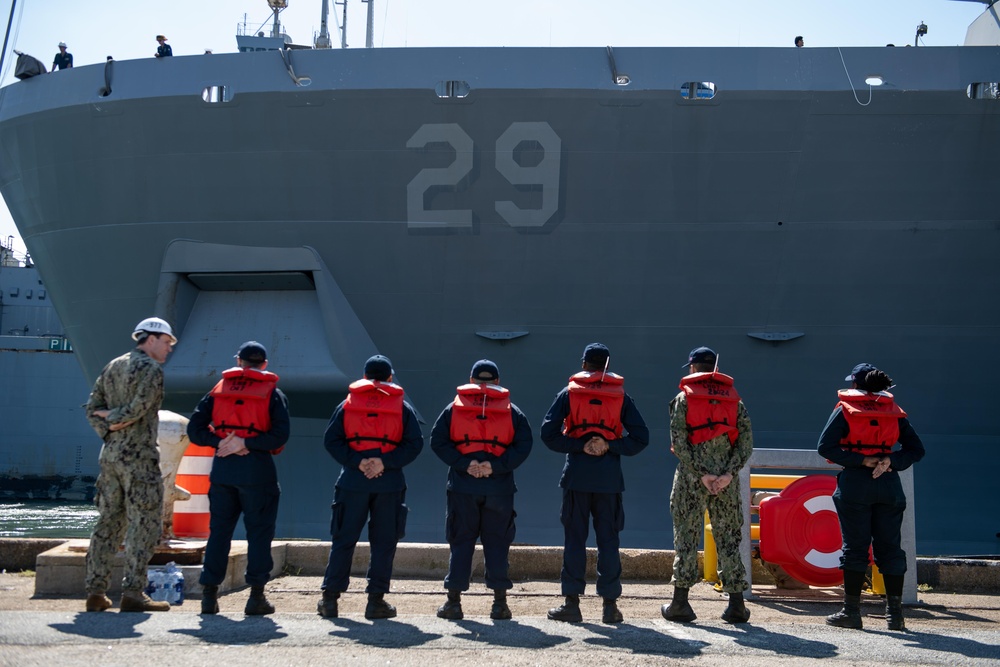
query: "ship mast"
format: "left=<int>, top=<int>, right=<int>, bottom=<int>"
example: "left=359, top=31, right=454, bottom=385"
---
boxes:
left=324, top=0, right=374, bottom=49
left=336, top=0, right=348, bottom=48
left=363, top=0, right=374, bottom=48
left=315, top=0, right=332, bottom=48
left=267, top=0, right=288, bottom=38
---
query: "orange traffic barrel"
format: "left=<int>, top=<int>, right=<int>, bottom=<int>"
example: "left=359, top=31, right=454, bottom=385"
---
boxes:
left=172, top=442, right=214, bottom=538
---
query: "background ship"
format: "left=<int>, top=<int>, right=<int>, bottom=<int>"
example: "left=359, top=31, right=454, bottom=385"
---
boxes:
left=0, top=1, right=998, bottom=555
left=0, top=239, right=97, bottom=500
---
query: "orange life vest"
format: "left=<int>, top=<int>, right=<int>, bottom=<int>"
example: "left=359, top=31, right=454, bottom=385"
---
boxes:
left=450, top=383, right=515, bottom=456
left=210, top=367, right=282, bottom=453
left=343, top=379, right=404, bottom=453
left=680, top=372, right=740, bottom=446
left=563, top=371, right=624, bottom=439
left=836, top=389, right=906, bottom=455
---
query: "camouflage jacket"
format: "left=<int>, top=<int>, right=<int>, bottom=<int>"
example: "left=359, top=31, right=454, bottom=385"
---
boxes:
left=669, top=393, right=753, bottom=477
left=86, top=348, right=164, bottom=465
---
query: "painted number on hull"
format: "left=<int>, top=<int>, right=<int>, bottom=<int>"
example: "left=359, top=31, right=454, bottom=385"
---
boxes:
left=405, top=124, right=474, bottom=228
left=406, top=122, right=561, bottom=229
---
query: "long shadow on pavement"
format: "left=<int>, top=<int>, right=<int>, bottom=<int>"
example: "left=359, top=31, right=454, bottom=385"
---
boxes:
left=50, top=612, right=147, bottom=639
left=583, top=622, right=709, bottom=657
left=170, top=614, right=288, bottom=643
left=325, top=617, right=443, bottom=647
left=870, top=629, right=1000, bottom=661
left=898, top=606, right=999, bottom=624
left=695, top=622, right=838, bottom=659
left=453, top=619, right=572, bottom=648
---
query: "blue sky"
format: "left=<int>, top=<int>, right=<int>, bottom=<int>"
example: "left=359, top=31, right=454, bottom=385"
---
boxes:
left=0, top=0, right=990, bottom=256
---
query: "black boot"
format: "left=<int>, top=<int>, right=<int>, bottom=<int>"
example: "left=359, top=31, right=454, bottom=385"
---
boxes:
left=365, top=592, right=397, bottom=620
left=436, top=590, right=464, bottom=620
left=244, top=585, right=275, bottom=616
left=826, top=594, right=863, bottom=629
left=721, top=592, right=751, bottom=624
left=200, top=584, right=219, bottom=615
left=490, top=589, right=512, bottom=620
left=661, top=587, right=697, bottom=623
left=602, top=598, right=623, bottom=624
left=886, top=596, right=906, bottom=631
left=316, top=590, right=339, bottom=618
left=547, top=594, right=582, bottom=623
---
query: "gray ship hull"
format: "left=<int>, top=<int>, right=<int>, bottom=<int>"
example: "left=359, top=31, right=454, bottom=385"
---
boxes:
left=0, top=263, right=98, bottom=501
left=1, top=46, right=998, bottom=555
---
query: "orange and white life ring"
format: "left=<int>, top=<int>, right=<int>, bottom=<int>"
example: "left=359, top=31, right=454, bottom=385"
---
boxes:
left=759, top=474, right=844, bottom=587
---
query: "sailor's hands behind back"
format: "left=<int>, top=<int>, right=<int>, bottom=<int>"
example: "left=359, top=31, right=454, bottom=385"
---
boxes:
left=584, top=436, right=609, bottom=456
left=360, top=457, right=385, bottom=478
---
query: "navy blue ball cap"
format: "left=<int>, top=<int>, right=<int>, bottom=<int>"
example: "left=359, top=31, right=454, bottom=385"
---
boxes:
left=470, top=359, right=499, bottom=382
left=236, top=341, right=267, bottom=362
left=364, top=354, right=393, bottom=381
left=581, top=343, right=610, bottom=365
left=845, top=362, right=877, bottom=383
left=684, top=346, right=717, bottom=368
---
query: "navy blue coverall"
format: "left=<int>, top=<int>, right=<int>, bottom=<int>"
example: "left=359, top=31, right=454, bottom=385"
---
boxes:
left=187, top=387, right=290, bottom=588
left=540, top=387, right=649, bottom=600
left=430, top=400, right=532, bottom=592
left=321, top=399, right=423, bottom=594
left=818, top=408, right=925, bottom=576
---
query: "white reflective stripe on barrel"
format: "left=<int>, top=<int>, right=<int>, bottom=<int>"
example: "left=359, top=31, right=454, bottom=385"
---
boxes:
left=173, top=495, right=211, bottom=513
left=176, top=456, right=214, bottom=476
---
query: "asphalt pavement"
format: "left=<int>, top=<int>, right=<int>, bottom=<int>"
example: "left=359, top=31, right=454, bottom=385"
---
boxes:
left=1, top=573, right=998, bottom=667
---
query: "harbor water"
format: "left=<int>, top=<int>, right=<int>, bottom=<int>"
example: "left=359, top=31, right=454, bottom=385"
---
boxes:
left=0, top=501, right=97, bottom=539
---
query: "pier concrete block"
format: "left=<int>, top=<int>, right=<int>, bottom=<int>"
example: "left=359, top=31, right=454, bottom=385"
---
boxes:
left=0, top=538, right=64, bottom=571
left=918, top=558, right=1000, bottom=594
left=32, top=539, right=288, bottom=598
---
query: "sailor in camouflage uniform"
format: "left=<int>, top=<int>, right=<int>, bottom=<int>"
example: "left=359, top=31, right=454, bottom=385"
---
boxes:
left=83, top=317, right=177, bottom=613
left=662, top=347, right=753, bottom=624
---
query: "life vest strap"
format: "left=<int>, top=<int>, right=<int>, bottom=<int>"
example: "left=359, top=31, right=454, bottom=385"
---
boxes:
left=688, top=419, right=731, bottom=432
left=565, top=420, right=617, bottom=437
left=455, top=439, right=509, bottom=456
left=840, top=442, right=894, bottom=452
left=346, top=435, right=398, bottom=445
left=216, top=422, right=268, bottom=436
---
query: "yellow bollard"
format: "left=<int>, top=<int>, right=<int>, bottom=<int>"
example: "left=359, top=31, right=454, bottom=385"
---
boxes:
left=871, top=562, right=885, bottom=595
left=703, top=510, right=719, bottom=583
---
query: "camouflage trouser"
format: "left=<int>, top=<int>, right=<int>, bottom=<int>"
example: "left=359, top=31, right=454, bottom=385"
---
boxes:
left=85, top=457, right=163, bottom=594
left=670, top=468, right=748, bottom=593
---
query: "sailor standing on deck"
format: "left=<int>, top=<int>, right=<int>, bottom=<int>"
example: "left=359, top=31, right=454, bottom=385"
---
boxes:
left=83, top=317, right=177, bottom=613
left=317, top=355, right=423, bottom=620
left=186, top=341, right=290, bottom=616
left=52, top=42, right=72, bottom=70
left=661, top=346, right=753, bottom=625
left=541, top=343, right=649, bottom=624
left=819, top=363, right=925, bottom=631
left=431, top=360, right=533, bottom=621
left=155, top=35, right=172, bottom=58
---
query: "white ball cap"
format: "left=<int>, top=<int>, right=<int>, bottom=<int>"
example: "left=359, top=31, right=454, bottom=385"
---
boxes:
left=131, top=317, right=177, bottom=344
